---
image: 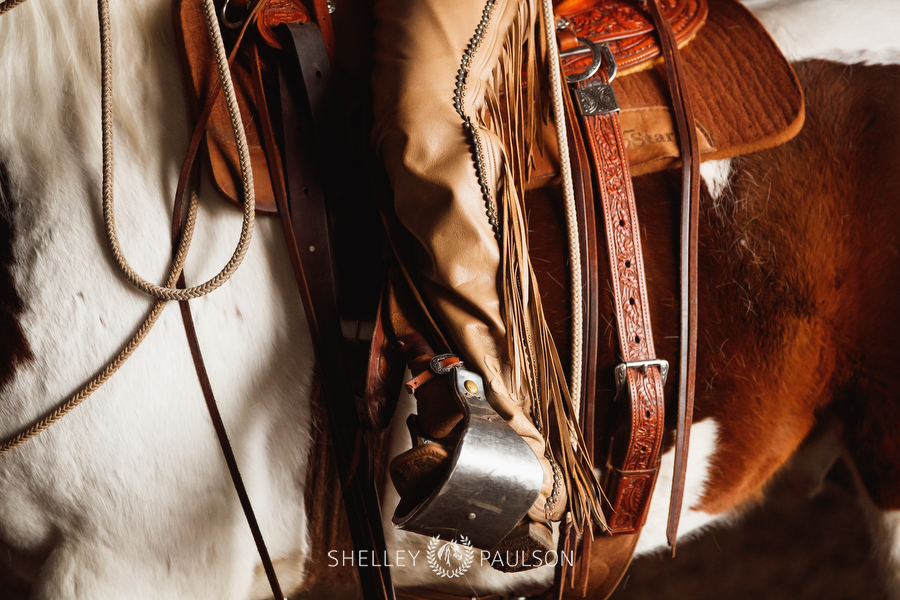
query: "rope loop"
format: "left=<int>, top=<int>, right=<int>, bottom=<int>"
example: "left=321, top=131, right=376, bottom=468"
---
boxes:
left=99, top=0, right=255, bottom=301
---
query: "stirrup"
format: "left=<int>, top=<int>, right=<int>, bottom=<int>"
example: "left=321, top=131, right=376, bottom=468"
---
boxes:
left=392, top=365, right=544, bottom=550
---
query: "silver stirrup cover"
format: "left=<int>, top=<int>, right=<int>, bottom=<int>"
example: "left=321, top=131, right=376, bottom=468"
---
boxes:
left=392, top=366, right=544, bottom=549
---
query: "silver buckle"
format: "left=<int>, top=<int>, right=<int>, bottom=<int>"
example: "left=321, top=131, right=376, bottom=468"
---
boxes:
left=392, top=367, right=544, bottom=549
left=560, top=38, right=618, bottom=84
left=560, top=39, right=620, bottom=115
left=615, top=359, right=669, bottom=391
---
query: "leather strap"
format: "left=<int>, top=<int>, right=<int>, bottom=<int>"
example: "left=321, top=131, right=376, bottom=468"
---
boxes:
left=547, top=520, right=638, bottom=600
left=310, top=0, right=336, bottom=62
left=278, top=21, right=394, bottom=600
left=576, top=84, right=666, bottom=534
left=403, top=355, right=462, bottom=393
left=177, top=288, right=286, bottom=600
left=564, top=57, right=600, bottom=451
left=645, top=0, right=701, bottom=551
left=169, top=22, right=286, bottom=599
left=555, top=60, right=602, bottom=597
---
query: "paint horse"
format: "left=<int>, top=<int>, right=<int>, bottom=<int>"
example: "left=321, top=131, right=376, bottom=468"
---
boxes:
left=0, top=0, right=899, bottom=598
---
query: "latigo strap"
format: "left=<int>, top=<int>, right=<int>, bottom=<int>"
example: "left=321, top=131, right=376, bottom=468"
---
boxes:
left=644, top=0, right=701, bottom=550
left=276, top=21, right=395, bottom=600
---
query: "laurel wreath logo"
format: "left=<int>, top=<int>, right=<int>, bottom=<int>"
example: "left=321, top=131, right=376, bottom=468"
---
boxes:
left=426, top=535, right=474, bottom=578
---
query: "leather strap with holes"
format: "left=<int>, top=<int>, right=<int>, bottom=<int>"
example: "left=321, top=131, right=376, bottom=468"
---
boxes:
left=576, top=78, right=666, bottom=535
left=277, top=21, right=395, bottom=600
left=404, top=355, right=462, bottom=394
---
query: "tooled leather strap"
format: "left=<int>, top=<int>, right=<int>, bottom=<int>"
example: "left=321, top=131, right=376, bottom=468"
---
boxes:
left=575, top=78, right=666, bottom=535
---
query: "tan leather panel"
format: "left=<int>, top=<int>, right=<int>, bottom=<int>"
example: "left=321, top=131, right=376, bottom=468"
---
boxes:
left=614, top=0, right=804, bottom=168
left=619, top=106, right=715, bottom=175
left=174, top=0, right=279, bottom=213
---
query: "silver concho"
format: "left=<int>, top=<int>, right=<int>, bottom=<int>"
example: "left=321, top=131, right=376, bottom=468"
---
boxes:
left=575, top=84, right=620, bottom=116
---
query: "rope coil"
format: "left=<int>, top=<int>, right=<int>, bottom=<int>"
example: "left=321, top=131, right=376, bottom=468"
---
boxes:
left=101, top=0, right=255, bottom=301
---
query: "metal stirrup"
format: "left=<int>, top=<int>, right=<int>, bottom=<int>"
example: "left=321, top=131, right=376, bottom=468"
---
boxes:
left=392, top=367, right=544, bottom=550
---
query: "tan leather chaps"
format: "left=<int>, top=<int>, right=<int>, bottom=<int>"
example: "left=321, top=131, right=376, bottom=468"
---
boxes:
left=371, top=0, right=569, bottom=525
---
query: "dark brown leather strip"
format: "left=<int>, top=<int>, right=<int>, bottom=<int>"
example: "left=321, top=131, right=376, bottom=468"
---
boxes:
left=563, top=64, right=600, bottom=451
left=177, top=292, right=286, bottom=600
left=561, top=67, right=601, bottom=597
left=169, top=24, right=286, bottom=598
left=579, top=102, right=666, bottom=535
left=310, top=0, right=336, bottom=62
left=278, top=21, right=394, bottom=600
left=646, top=0, right=701, bottom=552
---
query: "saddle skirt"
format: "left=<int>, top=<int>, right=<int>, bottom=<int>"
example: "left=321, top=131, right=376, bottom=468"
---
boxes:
left=530, top=0, right=804, bottom=186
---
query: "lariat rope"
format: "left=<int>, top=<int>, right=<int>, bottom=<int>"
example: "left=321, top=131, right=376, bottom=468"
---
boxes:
left=102, top=0, right=255, bottom=300
left=0, top=0, right=254, bottom=456
left=0, top=0, right=25, bottom=16
left=0, top=192, right=197, bottom=456
left=540, top=0, right=584, bottom=418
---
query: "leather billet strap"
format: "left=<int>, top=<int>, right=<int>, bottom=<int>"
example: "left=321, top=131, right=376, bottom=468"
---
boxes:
left=275, top=21, right=395, bottom=600
left=560, top=0, right=702, bottom=542
left=571, top=67, right=667, bottom=534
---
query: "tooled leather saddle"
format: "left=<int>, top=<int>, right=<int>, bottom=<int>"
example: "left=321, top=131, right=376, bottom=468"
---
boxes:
left=172, top=0, right=802, bottom=598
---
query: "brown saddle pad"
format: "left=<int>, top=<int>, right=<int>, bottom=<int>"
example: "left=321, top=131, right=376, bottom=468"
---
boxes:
left=530, top=0, right=804, bottom=184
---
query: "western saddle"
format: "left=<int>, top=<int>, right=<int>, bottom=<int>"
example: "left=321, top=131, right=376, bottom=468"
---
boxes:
left=174, top=0, right=803, bottom=598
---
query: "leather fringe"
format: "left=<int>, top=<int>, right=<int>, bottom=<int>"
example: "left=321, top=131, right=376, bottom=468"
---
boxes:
left=476, top=0, right=607, bottom=533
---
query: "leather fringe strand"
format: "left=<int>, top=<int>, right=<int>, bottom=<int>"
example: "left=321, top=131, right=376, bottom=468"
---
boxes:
left=471, top=0, right=607, bottom=532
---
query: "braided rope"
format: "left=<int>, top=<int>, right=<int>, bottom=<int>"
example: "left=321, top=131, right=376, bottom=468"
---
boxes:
left=100, top=0, right=255, bottom=301
left=541, top=0, right=584, bottom=417
left=0, top=0, right=255, bottom=455
left=0, top=186, right=200, bottom=456
left=0, top=0, right=26, bottom=17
